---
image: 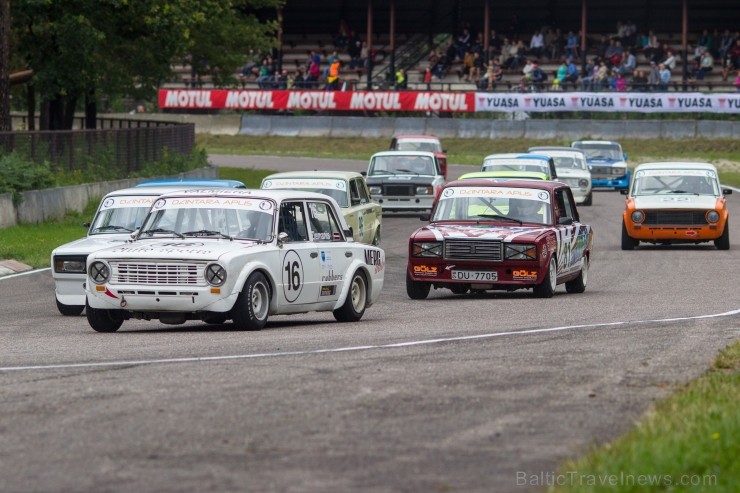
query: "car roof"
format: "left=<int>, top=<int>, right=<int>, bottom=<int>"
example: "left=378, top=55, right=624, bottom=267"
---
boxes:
left=529, top=146, right=585, bottom=154
left=572, top=140, right=621, bottom=146
left=634, top=162, right=718, bottom=172
left=136, top=178, right=247, bottom=188
left=155, top=188, right=336, bottom=202
left=393, top=134, right=440, bottom=141
left=103, top=186, right=198, bottom=198
left=371, top=150, right=437, bottom=158
left=261, top=170, right=363, bottom=181
left=444, top=178, right=563, bottom=192
left=483, top=153, right=551, bottom=162
left=459, top=171, right=548, bottom=180
left=529, top=149, right=586, bottom=158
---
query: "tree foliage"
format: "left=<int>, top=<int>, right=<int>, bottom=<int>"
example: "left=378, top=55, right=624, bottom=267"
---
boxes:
left=11, top=0, right=281, bottom=128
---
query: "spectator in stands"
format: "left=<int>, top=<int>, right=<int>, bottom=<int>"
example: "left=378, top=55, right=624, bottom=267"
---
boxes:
left=444, top=38, right=457, bottom=72
left=521, top=58, right=534, bottom=81
left=256, top=57, right=272, bottom=89
left=580, top=58, right=597, bottom=91
left=605, top=39, right=623, bottom=68
left=565, top=57, right=579, bottom=89
left=662, top=49, right=677, bottom=72
left=488, top=29, right=503, bottom=62
left=594, top=60, right=609, bottom=91
left=530, top=62, right=546, bottom=91
left=461, top=50, right=474, bottom=81
left=697, top=49, right=714, bottom=80
left=614, top=71, right=626, bottom=91
left=306, top=50, right=321, bottom=85
left=595, top=35, right=610, bottom=60
left=326, top=58, right=341, bottom=90
left=472, top=32, right=485, bottom=57
left=348, top=33, right=362, bottom=69
left=631, top=69, right=648, bottom=92
left=735, top=70, right=740, bottom=92
left=484, top=59, right=503, bottom=90
left=395, top=68, right=407, bottom=90
left=647, top=60, right=660, bottom=91
left=424, top=66, right=432, bottom=90
left=658, top=62, right=671, bottom=91
left=617, top=49, right=636, bottom=76
left=276, top=69, right=289, bottom=90
left=456, top=28, right=472, bottom=60
left=529, top=30, right=545, bottom=59
left=471, top=51, right=484, bottom=83
left=698, top=29, right=713, bottom=52
left=546, top=28, right=564, bottom=61
left=718, top=30, right=735, bottom=63
left=564, top=31, right=579, bottom=60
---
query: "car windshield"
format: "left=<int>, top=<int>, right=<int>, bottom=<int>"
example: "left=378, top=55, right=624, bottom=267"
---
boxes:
left=575, top=144, right=623, bottom=160
left=552, top=155, right=588, bottom=170
left=482, top=160, right=549, bottom=176
left=89, top=195, right=157, bottom=234
left=433, top=186, right=552, bottom=225
left=261, top=178, right=348, bottom=207
left=395, top=140, right=441, bottom=152
left=137, top=196, right=276, bottom=241
left=631, top=169, right=719, bottom=196
left=370, top=155, right=436, bottom=176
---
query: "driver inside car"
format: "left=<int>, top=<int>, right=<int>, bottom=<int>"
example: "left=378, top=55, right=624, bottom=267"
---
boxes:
left=509, top=198, right=544, bottom=223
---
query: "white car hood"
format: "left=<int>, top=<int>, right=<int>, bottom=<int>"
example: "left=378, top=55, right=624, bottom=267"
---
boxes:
left=53, top=234, right=133, bottom=255
left=91, top=239, right=260, bottom=261
left=633, top=195, right=718, bottom=210
left=556, top=168, right=590, bottom=179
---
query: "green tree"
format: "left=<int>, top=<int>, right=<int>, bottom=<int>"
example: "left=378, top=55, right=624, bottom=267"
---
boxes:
left=11, top=0, right=280, bottom=130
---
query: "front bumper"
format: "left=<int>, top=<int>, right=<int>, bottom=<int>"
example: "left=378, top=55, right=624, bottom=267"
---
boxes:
left=624, top=221, right=726, bottom=242
left=407, top=259, right=545, bottom=287
left=87, top=283, right=240, bottom=314
left=591, top=171, right=630, bottom=189
left=53, top=273, right=87, bottom=306
left=375, top=195, right=435, bottom=211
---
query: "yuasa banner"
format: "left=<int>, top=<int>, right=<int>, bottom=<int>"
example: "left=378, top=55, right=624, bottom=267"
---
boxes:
left=473, top=92, right=740, bottom=113
left=158, top=90, right=739, bottom=113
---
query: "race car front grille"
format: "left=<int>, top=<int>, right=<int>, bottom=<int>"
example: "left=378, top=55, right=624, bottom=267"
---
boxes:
left=444, top=240, right=503, bottom=261
left=383, top=184, right=414, bottom=196
left=111, top=261, right=207, bottom=285
left=643, top=210, right=708, bottom=226
left=589, top=166, right=613, bottom=177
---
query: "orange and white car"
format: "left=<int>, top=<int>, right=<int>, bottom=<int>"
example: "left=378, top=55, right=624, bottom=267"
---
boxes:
left=621, top=162, right=732, bottom=250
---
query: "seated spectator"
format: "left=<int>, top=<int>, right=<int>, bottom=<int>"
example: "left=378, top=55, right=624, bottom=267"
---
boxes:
left=456, top=28, right=472, bottom=60
left=658, top=63, right=671, bottom=91
left=697, top=49, right=714, bottom=80
left=564, top=31, right=579, bottom=60
left=471, top=51, right=484, bottom=83
left=580, top=58, right=597, bottom=91
left=593, top=60, right=609, bottom=91
left=423, top=66, right=433, bottom=90
left=530, top=62, right=546, bottom=90
left=529, top=30, right=545, bottom=59
left=483, top=60, right=503, bottom=90
left=326, top=59, right=341, bottom=90
left=735, top=70, right=740, bottom=92
left=488, top=29, right=503, bottom=61
left=662, top=50, right=677, bottom=72
left=546, top=28, right=564, bottom=60
left=617, top=49, right=636, bottom=76
left=631, top=69, right=648, bottom=91
left=565, top=57, right=580, bottom=89
left=615, top=72, right=627, bottom=92
left=647, top=60, right=660, bottom=91
left=556, top=60, right=568, bottom=85
left=461, top=50, right=474, bottom=81
left=395, top=68, right=407, bottom=90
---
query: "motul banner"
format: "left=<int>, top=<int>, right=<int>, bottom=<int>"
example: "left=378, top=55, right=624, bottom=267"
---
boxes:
left=158, top=89, right=740, bottom=113
left=158, top=90, right=474, bottom=112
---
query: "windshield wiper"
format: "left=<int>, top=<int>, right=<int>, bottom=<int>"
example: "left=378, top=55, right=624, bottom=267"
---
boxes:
left=395, top=168, right=420, bottom=175
left=93, top=225, right=133, bottom=233
left=182, top=229, right=233, bottom=240
left=671, top=190, right=700, bottom=195
left=138, top=228, right=184, bottom=238
left=475, top=213, right=523, bottom=225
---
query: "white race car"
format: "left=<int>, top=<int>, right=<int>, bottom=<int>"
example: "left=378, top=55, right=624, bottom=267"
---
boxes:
left=85, top=189, right=385, bottom=332
left=51, top=181, right=245, bottom=316
left=528, top=146, right=593, bottom=205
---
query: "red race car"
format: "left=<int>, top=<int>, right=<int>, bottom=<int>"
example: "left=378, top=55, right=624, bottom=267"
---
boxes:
left=406, top=179, right=593, bottom=299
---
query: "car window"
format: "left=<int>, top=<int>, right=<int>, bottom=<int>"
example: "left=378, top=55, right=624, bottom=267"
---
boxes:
left=357, top=180, right=370, bottom=202
left=307, top=201, right=344, bottom=242
left=555, top=189, right=576, bottom=221
left=349, top=180, right=362, bottom=206
left=278, top=202, right=309, bottom=242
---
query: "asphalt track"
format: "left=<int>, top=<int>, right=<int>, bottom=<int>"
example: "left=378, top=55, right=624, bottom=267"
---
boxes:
left=0, top=155, right=738, bottom=493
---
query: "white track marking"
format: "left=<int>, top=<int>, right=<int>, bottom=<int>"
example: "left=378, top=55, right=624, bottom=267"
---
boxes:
left=2, top=308, right=739, bottom=373
left=0, top=267, right=50, bottom=280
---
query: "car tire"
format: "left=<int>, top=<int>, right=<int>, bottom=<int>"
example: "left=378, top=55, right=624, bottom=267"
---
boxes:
left=333, top=270, right=368, bottom=322
left=406, top=271, right=431, bottom=300
left=86, top=300, right=123, bottom=332
left=533, top=256, right=557, bottom=298
left=232, top=272, right=270, bottom=331
left=56, top=299, right=84, bottom=316
left=621, top=220, right=638, bottom=250
left=715, top=223, right=730, bottom=250
left=582, top=192, right=592, bottom=206
left=449, top=284, right=469, bottom=295
left=565, top=256, right=588, bottom=294
left=372, top=228, right=381, bottom=246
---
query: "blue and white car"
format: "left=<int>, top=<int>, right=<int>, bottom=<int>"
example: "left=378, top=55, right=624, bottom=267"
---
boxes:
left=50, top=179, right=245, bottom=316
left=571, top=140, right=630, bottom=190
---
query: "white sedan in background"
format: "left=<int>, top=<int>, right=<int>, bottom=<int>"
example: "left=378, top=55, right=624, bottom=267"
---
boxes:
left=85, top=189, right=385, bottom=332
left=528, top=146, right=593, bottom=205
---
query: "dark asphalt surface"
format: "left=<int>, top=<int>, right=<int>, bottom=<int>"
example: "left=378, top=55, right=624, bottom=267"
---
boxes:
left=0, top=156, right=738, bottom=493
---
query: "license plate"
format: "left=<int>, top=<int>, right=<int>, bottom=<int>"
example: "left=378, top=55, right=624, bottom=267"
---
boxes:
left=451, top=270, right=498, bottom=281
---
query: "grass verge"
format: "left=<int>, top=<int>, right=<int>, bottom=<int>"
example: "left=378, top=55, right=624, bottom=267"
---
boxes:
left=548, top=341, right=740, bottom=492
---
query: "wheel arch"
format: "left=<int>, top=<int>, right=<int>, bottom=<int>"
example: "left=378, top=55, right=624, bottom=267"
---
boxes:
left=333, top=262, right=371, bottom=310
left=232, top=262, right=278, bottom=313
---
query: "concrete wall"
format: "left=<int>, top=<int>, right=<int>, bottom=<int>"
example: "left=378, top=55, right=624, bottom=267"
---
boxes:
left=238, top=115, right=740, bottom=140
left=0, top=167, right=217, bottom=229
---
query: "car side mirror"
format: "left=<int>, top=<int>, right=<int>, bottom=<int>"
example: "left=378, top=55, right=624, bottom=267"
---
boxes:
left=360, top=171, right=367, bottom=177
left=277, top=232, right=289, bottom=247
left=557, top=217, right=573, bottom=225
left=420, top=213, right=430, bottom=221
left=344, top=228, right=353, bottom=240
left=83, top=222, right=90, bottom=228
left=620, top=189, right=629, bottom=195
left=623, top=153, right=628, bottom=160
left=722, top=188, right=733, bottom=195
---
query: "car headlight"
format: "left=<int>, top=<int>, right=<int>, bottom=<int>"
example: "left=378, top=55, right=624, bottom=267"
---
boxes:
left=89, top=261, right=111, bottom=285
left=612, top=167, right=627, bottom=175
left=205, top=263, right=227, bottom=286
left=369, top=186, right=382, bottom=195
left=706, top=211, right=720, bottom=223
left=415, top=185, right=433, bottom=195
left=505, top=243, right=537, bottom=260
left=578, top=179, right=590, bottom=188
left=412, top=242, right=442, bottom=257
left=53, top=255, right=87, bottom=273
left=631, top=210, right=645, bottom=223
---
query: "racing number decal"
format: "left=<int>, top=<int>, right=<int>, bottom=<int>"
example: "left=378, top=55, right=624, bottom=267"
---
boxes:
left=282, top=250, right=303, bottom=303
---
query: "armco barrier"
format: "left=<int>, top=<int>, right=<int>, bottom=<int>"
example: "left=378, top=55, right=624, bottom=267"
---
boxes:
left=239, top=115, right=740, bottom=140
left=0, top=167, right=217, bottom=228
